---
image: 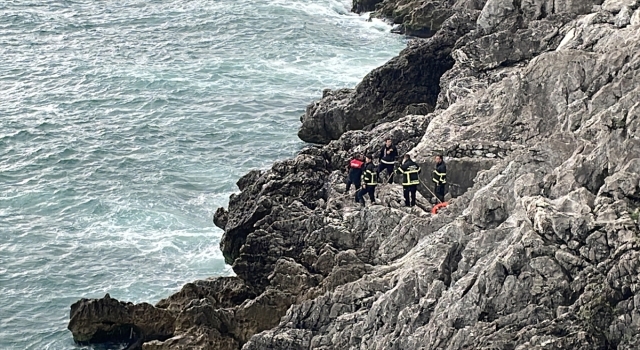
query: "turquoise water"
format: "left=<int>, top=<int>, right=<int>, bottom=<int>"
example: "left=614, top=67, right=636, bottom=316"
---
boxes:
left=0, top=0, right=405, bottom=349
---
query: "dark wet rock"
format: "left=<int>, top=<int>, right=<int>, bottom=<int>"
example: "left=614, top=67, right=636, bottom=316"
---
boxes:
left=373, top=0, right=482, bottom=37
left=352, top=0, right=384, bottom=13
left=298, top=11, right=479, bottom=144
left=297, top=88, right=353, bottom=144
left=68, top=294, right=175, bottom=345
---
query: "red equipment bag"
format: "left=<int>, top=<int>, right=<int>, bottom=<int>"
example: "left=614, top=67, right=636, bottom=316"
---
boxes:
left=350, top=159, right=364, bottom=169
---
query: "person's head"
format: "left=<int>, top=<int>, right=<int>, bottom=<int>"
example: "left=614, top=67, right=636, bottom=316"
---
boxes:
left=355, top=153, right=363, bottom=160
left=365, top=155, right=373, bottom=163
left=385, top=138, right=392, bottom=147
left=435, top=155, right=443, bottom=164
left=403, top=154, right=411, bottom=163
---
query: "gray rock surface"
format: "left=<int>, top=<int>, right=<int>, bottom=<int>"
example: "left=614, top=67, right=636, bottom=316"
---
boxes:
left=633, top=7, right=640, bottom=24
left=248, top=5, right=640, bottom=350
left=69, top=1, right=640, bottom=349
left=602, top=0, right=639, bottom=13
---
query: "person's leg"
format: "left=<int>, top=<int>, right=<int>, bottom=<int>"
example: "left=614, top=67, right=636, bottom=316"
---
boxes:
left=368, top=186, right=376, bottom=202
left=355, top=188, right=363, bottom=204
left=354, top=177, right=361, bottom=190
left=403, top=186, right=410, bottom=206
left=436, top=185, right=445, bottom=202
left=346, top=179, right=352, bottom=192
left=410, top=185, right=417, bottom=206
left=377, top=163, right=384, bottom=177
left=385, top=164, right=395, bottom=183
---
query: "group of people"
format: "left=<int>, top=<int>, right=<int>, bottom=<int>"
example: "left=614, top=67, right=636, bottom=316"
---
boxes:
left=345, top=138, right=447, bottom=208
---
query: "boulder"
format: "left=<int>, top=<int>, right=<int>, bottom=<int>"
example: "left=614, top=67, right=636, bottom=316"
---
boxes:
left=615, top=5, right=634, bottom=26
left=68, top=294, right=175, bottom=345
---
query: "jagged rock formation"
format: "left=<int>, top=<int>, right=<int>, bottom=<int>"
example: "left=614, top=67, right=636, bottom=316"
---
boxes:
left=68, top=294, right=175, bottom=345
left=247, top=4, right=640, bottom=350
left=300, top=0, right=615, bottom=145
left=298, top=11, right=479, bottom=144
left=68, top=0, right=640, bottom=349
left=352, top=0, right=384, bottom=13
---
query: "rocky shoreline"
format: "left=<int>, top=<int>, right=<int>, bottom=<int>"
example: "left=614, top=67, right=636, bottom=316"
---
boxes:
left=69, top=0, right=640, bottom=349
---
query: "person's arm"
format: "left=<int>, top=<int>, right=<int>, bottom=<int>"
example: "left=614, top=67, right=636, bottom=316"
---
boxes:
left=379, top=147, right=384, bottom=160
left=363, top=171, right=371, bottom=187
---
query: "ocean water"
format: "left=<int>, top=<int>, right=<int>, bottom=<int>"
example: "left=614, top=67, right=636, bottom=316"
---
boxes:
left=0, top=0, right=405, bottom=348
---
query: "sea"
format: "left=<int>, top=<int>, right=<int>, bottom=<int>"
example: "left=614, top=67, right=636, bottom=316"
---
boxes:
left=0, top=0, right=405, bottom=348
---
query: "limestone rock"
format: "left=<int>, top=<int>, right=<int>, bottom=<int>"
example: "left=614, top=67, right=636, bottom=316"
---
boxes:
left=68, top=294, right=176, bottom=345
left=246, top=9, right=640, bottom=350
left=602, top=0, right=639, bottom=13
left=615, top=5, right=634, bottom=26
left=632, top=7, right=640, bottom=24
left=477, top=0, right=518, bottom=31
left=155, top=277, right=256, bottom=312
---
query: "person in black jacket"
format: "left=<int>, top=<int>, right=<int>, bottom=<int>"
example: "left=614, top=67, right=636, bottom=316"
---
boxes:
left=432, top=155, right=447, bottom=202
left=394, top=154, right=421, bottom=207
left=345, top=154, right=364, bottom=193
left=356, top=155, right=378, bottom=205
left=377, top=138, right=398, bottom=183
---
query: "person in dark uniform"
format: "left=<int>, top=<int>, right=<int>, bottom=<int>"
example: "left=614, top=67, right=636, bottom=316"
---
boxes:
left=356, top=155, right=378, bottom=205
left=394, top=154, right=421, bottom=207
left=432, top=155, right=447, bottom=203
left=377, top=138, right=398, bottom=183
left=345, top=153, right=364, bottom=193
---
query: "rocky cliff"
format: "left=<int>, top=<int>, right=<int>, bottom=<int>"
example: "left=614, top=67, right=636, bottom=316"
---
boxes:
left=69, top=1, right=640, bottom=349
